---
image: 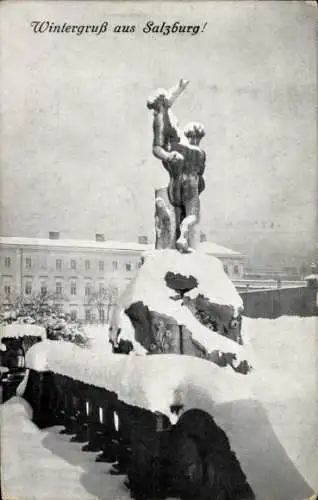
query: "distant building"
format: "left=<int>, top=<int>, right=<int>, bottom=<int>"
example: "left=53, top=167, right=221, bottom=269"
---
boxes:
left=199, top=241, right=245, bottom=279
left=0, top=235, right=150, bottom=323
left=0, top=235, right=245, bottom=322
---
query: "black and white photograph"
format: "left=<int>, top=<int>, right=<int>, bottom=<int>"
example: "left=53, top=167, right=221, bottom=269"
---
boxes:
left=0, top=1, right=317, bottom=499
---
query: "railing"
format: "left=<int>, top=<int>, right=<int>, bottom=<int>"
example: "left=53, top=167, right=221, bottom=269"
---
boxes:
left=4, top=323, right=259, bottom=500
left=20, top=362, right=257, bottom=500
left=22, top=368, right=171, bottom=496
left=240, top=286, right=318, bottom=318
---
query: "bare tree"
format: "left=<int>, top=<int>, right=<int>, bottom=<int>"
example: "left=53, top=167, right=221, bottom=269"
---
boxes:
left=0, top=290, right=67, bottom=326
left=88, top=286, right=119, bottom=324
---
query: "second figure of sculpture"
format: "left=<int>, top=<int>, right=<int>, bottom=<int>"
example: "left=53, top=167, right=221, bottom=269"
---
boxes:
left=147, top=79, right=206, bottom=253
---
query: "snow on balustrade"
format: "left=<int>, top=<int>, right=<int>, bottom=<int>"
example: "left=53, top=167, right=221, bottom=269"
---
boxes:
left=24, top=339, right=254, bottom=419
left=0, top=323, right=46, bottom=340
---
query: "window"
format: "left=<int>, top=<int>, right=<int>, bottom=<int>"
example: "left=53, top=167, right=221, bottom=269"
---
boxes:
left=4, top=257, right=11, bottom=268
left=99, top=283, right=105, bottom=294
left=49, top=231, right=60, bottom=240
left=71, top=259, right=76, bottom=270
left=70, top=310, right=77, bottom=321
left=125, top=262, right=132, bottom=272
left=223, top=264, right=228, bottom=275
left=85, top=284, right=91, bottom=296
left=25, top=257, right=32, bottom=269
left=70, top=282, right=77, bottom=296
left=56, top=304, right=63, bottom=314
left=95, top=233, right=105, bottom=242
left=56, top=259, right=62, bottom=271
left=85, top=260, right=90, bottom=270
left=99, top=260, right=104, bottom=272
left=56, top=282, right=62, bottom=295
left=85, top=309, right=91, bottom=322
left=111, top=287, right=118, bottom=299
left=233, top=264, right=239, bottom=275
left=40, top=283, right=47, bottom=296
left=112, top=260, right=118, bottom=271
left=25, top=282, right=32, bottom=295
left=4, top=285, right=11, bottom=297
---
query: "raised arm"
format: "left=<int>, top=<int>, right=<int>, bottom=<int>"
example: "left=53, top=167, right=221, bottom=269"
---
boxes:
left=166, top=79, right=190, bottom=108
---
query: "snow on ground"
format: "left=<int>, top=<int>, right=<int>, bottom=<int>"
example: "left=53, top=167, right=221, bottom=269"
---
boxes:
left=242, top=316, right=317, bottom=495
left=1, top=397, right=134, bottom=500
left=242, top=316, right=317, bottom=401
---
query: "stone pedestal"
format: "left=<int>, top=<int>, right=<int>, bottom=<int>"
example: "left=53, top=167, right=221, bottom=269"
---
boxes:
left=112, top=249, right=251, bottom=373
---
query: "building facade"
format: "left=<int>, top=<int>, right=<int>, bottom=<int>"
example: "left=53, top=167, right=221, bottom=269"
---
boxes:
left=0, top=236, right=150, bottom=323
left=199, top=241, right=245, bottom=280
left=0, top=235, right=245, bottom=322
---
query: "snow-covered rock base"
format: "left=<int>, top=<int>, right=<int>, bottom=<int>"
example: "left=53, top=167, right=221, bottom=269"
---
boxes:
left=110, top=249, right=252, bottom=372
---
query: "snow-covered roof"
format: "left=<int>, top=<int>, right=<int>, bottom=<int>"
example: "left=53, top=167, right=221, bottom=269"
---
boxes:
left=199, top=241, right=243, bottom=257
left=0, top=236, right=242, bottom=257
left=0, top=324, right=46, bottom=340
left=0, top=236, right=153, bottom=254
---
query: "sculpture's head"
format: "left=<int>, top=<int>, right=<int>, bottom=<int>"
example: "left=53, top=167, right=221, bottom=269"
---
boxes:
left=147, top=88, right=169, bottom=111
left=184, top=122, right=205, bottom=145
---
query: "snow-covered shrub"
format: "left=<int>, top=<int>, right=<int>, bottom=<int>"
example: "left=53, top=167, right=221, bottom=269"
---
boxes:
left=45, top=320, right=88, bottom=347
left=0, top=293, right=89, bottom=348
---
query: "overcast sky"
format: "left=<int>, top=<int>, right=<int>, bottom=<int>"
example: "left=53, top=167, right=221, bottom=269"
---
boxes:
left=0, top=1, right=316, bottom=266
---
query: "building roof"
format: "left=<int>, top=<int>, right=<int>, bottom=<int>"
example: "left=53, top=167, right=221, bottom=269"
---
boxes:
left=198, top=241, right=243, bottom=257
left=0, top=236, right=153, bottom=253
left=0, top=236, right=242, bottom=258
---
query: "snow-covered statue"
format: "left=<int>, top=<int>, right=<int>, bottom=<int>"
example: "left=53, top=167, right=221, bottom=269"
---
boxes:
left=147, top=80, right=206, bottom=253
left=111, top=80, right=251, bottom=375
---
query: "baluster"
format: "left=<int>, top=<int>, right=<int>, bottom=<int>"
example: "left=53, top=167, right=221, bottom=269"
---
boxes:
left=96, top=394, right=117, bottom=463
left=70, top=381, right=89, bottom=443
left=54, top=374, right=67, bottom=426
left=60, top=376, right=77, bottom=435
left=82, top=386, right=103, bottom=452
left=32, top=370, right=44, bottom=427
left=110, top=402, right=132, bottom=476
left=39, top=372, right=55, bottom=428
